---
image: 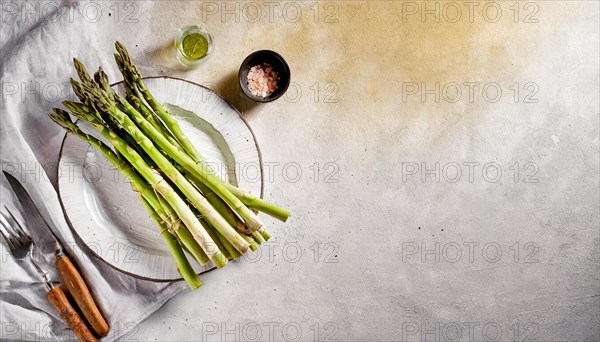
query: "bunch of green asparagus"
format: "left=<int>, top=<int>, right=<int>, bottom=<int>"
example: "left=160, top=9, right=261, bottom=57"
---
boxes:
left=49, top=42, right=290, bottom=289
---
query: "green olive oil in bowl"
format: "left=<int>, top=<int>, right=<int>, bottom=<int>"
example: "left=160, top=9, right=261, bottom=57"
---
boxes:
left=176, top=26, right=214, bottom=67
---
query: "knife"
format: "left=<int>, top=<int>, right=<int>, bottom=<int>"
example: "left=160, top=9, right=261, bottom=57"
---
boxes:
left=4, top=171, right=109, bottom=338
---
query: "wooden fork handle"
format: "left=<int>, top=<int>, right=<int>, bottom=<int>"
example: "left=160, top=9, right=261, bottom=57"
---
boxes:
left=47, top=287, right=98, bottom=342
left=56, top=255, right=109, bottom=337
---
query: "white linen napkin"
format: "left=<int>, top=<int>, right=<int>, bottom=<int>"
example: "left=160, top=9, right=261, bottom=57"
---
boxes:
left=1, top=2, right=186, bottom=340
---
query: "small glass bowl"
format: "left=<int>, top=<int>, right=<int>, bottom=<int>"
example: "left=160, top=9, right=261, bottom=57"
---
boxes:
left=175, top=25, right=214, bottom=68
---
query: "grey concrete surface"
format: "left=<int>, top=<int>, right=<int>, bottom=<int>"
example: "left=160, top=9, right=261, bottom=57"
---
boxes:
left=111, top=1, right=600, bottom=341
left=114, top=1, right=599, bottom=341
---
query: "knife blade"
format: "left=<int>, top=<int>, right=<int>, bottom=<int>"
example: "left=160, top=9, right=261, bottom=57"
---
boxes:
left=3, top=171, right=109, bottom=338
left=4, top=172, right=63, bottom=261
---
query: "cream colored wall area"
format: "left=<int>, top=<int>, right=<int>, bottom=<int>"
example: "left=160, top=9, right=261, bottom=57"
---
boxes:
left=126, top=2, right=599, bottom=341
left=2, top=0, right=596, bottom=341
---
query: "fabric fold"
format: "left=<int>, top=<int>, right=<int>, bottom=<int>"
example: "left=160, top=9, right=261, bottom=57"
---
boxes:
left=1, top=2, right=185, bottom=341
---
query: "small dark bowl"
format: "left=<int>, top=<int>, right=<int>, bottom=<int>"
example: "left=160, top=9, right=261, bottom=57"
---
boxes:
left=239, top=50, right=291, bottom=103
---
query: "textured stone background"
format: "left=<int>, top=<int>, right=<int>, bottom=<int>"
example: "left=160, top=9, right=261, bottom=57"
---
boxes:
left=1, top=0, right=597, bottom=341
left=120, top=1, right=599, bottom=341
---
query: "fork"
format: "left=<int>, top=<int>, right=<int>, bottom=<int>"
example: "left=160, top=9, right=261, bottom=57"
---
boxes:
left=0, top=208, right=52, bottom=288
left=0, top=207, right=98, bottom=342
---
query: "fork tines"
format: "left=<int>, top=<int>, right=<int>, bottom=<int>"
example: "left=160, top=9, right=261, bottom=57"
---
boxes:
left=0, top=206, right=31, bottom=249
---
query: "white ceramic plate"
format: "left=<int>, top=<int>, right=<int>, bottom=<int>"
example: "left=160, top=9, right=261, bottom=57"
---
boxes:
left=58, top=77, right=263, bottom=281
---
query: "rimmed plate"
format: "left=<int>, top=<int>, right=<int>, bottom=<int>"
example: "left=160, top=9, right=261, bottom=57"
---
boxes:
left=58, top=76, right=263, bottom=281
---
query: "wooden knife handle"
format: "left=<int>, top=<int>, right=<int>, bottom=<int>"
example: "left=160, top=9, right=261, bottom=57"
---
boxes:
left=56, top=255, right=109, bottom=337
left=47, top=287, right=98, bottom=342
